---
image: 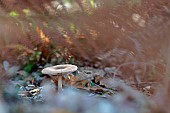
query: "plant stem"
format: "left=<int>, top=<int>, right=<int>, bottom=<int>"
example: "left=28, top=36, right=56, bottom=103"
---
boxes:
left=58, top=75, right=63, bottom=92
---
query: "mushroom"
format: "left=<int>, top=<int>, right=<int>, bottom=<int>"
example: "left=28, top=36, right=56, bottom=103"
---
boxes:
left=41, top=64, right=78, bottom=91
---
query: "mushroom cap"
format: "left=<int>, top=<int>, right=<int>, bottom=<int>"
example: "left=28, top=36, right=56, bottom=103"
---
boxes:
left=41, top=64, right=78, bottom=75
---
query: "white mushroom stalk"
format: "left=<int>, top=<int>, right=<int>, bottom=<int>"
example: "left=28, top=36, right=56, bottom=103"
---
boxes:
left=42, top=64, right=78, bottom=92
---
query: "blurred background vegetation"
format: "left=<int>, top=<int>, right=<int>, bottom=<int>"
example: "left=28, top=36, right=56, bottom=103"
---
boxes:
left=0, top=0, right=170, bottom=113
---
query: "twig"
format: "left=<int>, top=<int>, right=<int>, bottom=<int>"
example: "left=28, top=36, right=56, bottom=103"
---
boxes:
left=113, top=62, right=162, bottom=77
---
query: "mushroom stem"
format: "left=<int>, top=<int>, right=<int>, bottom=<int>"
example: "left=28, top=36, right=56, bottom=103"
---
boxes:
left=58, top=75, right=63, bottom=91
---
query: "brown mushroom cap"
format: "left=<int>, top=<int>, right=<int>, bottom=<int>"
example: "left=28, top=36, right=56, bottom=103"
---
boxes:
left=41, top=64, right=78, bottom=75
